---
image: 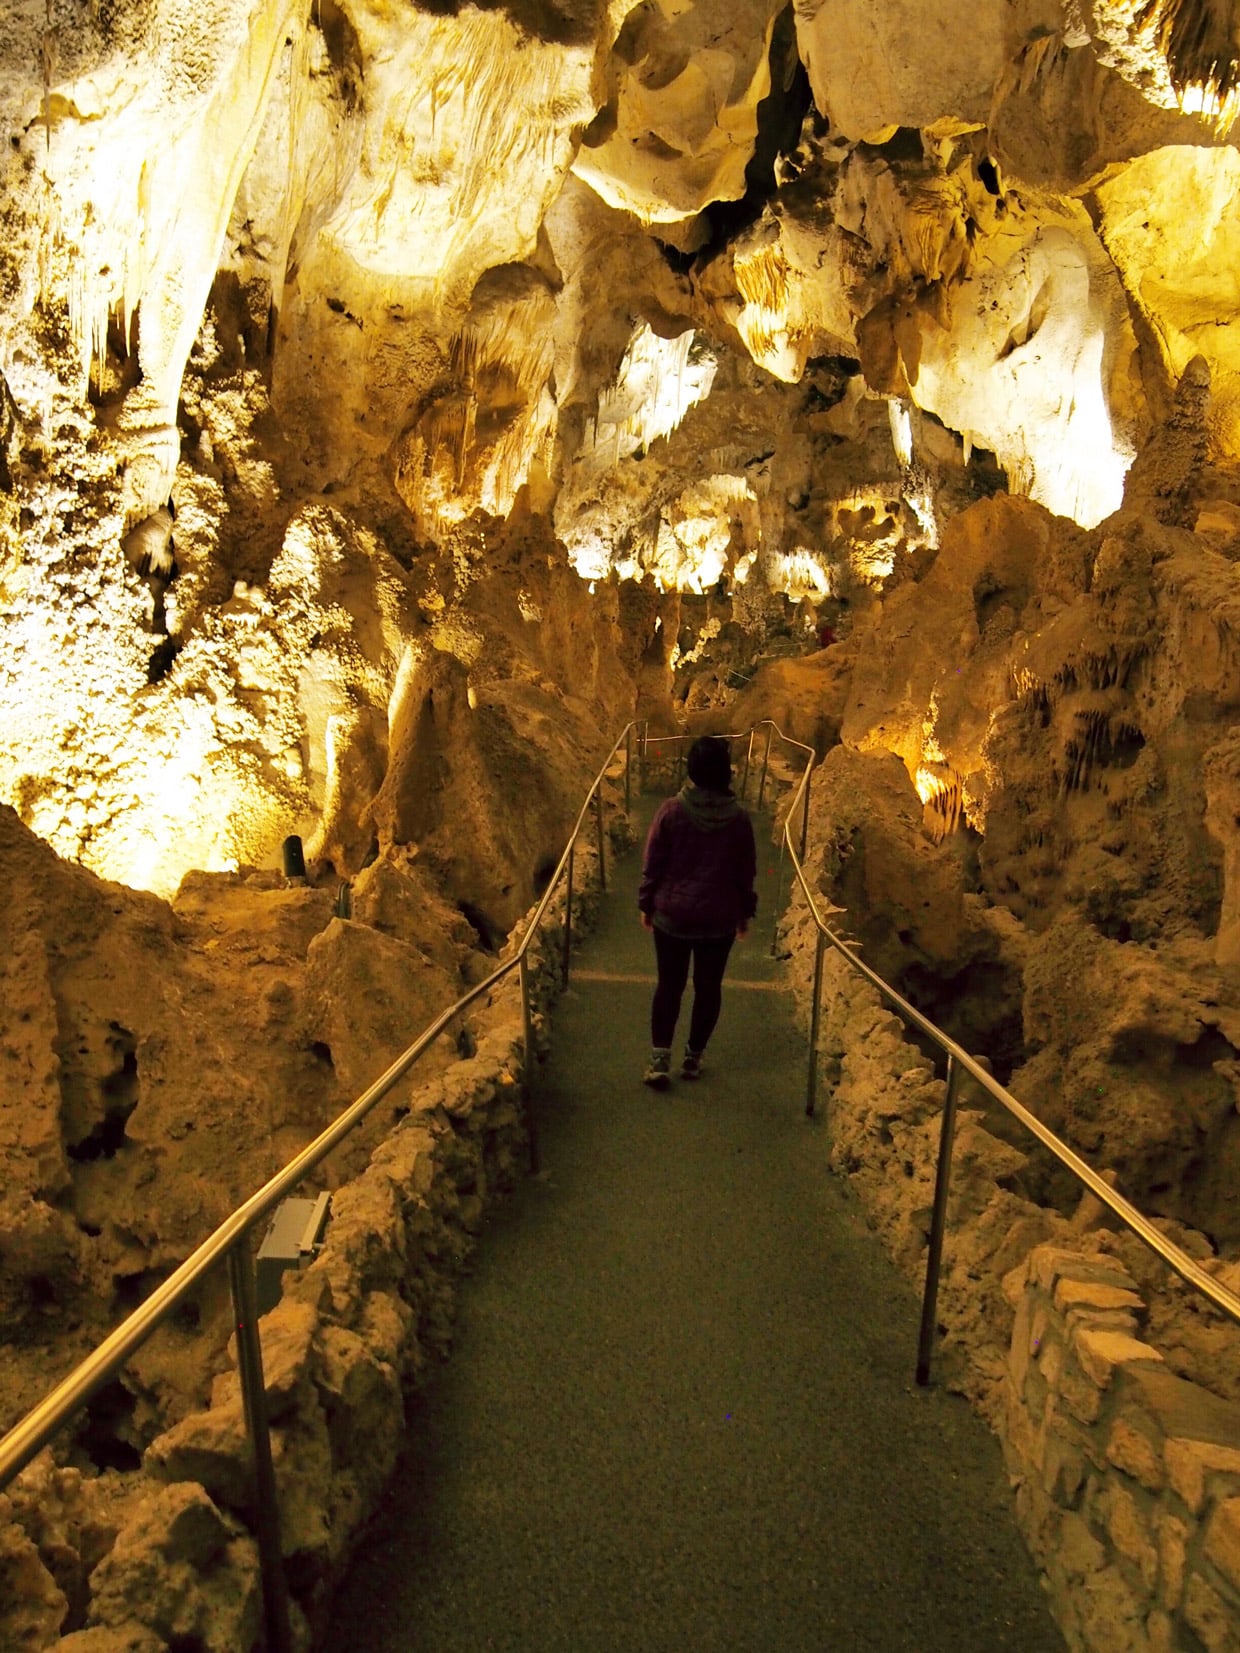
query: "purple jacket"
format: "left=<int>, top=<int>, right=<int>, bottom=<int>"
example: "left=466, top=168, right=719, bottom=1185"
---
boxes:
left=638, top=785, right=758, bottom=940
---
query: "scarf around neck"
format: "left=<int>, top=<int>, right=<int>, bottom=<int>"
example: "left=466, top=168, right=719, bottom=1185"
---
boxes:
left=677, top=781, right=740, bottom=830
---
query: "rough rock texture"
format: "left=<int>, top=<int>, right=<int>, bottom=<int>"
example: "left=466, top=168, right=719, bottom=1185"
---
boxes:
left=1003, top=1245, right=1240, bottom=1653
left=0, top=808, right=615, bottom=1650
left=0, top=802, right=341, bottom=1433
left=765, top=372, right=1240, bottom=1642
left=776, top=370, right=1240, bottom=1250
left=3, top=0, right=1240, bottom=899
left=0, top=490, right=635, bottom=1422
left=4, top=1, right=1240, bottom=1648
left=85, top=1483, right=262, bottom=1652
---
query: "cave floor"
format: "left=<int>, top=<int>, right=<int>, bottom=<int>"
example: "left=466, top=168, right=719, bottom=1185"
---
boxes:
left=327, top=798, right=1065, bottom=1652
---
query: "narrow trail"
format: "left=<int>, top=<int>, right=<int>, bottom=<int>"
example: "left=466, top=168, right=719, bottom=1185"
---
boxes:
left=329, top=801, right=1064, bottom=1652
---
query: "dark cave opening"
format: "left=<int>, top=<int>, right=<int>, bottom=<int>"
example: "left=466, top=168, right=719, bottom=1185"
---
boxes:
left=458, top=899, right=502, bottom=953
left=67, top=1043, right=139, bottom=1163
left=76, top=1378, right=142, bottom=1472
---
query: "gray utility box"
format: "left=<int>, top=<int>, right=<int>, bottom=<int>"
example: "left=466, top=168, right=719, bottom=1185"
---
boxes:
left=256, top=1193, right=331, bottom=1317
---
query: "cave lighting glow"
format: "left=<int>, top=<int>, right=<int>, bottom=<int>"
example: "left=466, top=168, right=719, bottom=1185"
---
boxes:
left=1177, top=80, right=1240, bottom=129
left=590, top=325, right=717, bottom=462
left=915, top=767, right=944, bottom=806
left=566, top=530, right=611, bottom=582
left=769, top=547, right=831, bottom=597
left=889, top=398, right=913, bottom=468
left=912, top=227, right=1133, bottom=530
left=831, top=487, right=908, bottom=585
left=906, top=479, right=940, bottom=548
left=657, top=474, right=758, bottom=591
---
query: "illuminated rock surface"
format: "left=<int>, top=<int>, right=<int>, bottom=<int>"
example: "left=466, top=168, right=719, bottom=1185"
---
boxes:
left=1, top=0, right=1240, bottom=1646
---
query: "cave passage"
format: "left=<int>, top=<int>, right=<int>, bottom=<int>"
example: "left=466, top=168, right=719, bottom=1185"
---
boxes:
left=327, top=806, right=1064, bottom=1652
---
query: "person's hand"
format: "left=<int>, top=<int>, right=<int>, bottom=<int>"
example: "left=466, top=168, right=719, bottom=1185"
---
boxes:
left=640, top=913, right=654, bottom=930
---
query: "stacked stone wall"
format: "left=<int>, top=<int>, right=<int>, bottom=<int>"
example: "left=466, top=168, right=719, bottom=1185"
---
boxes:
left=1005, top=1246, right=1240, bottom=1653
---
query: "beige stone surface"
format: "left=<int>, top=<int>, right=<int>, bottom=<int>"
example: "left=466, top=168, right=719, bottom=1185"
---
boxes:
left=87, top=1483, right=261, bottom=1651
left=1108, top=1417, right=1166, bottom=1493
left=1165, top=1440, right=1240, bottom=1517
left=1107, top=1477, right=1160, bottom=1589
left=1158, top=1510, right=1189, bottom=1610
left=0, top=1516, right=68, bottom=1649
left=1205, top=1498, right=1240, bottom=1594
left=1056, top=1278, right=1146, bottom=1316
left=1184, top=1570, right=1240, bottom=1653
left=55, top=1629, right=168, bottom=1653
left=1033, top=1247, right=1141, bottom=1296
left=1146, top=1607, right=1176, bottom=1653
left=302, top=918, right=458, bottom=1116
left=573, top=0, right=783, bottom=223
left=1095, top=148, right=1240, bottom=460
left=1072, top=1559, right=1150, bottom=1653
left=143, top=1402, right=250, bottom=1514
left=795, top=0, right=1060, bottom=142
left=1074, top=1326, right=1165, bottom=1388
left=0, top=803, right=345, bottom=1422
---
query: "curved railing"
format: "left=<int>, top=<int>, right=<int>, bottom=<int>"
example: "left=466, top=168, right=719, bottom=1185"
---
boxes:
left=0, top=719, right=644, bottom=1653
left=744, top=718, right=1240, bottom=1388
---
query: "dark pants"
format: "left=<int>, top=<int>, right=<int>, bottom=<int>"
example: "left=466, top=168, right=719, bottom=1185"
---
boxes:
left=651, top=929, right=735, bottom=1052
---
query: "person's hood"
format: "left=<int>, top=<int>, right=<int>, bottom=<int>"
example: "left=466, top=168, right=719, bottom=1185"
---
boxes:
left=678, top=781, right=740, bottom=830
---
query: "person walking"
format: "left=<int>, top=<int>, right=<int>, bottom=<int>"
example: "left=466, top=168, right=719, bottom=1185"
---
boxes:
left=637, top=735, right=758, bottom=1089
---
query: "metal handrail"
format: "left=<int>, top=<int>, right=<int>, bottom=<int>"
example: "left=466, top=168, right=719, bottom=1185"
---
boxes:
left=10, top=708, right=1232, bottom=1635
left=761, top=717, right=1240, bottom=1386
left=0, top=717, right=641, bottom=1653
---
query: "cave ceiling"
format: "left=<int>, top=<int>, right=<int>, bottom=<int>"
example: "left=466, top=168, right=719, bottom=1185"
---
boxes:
left=1, top=0, right=1240, bottom=891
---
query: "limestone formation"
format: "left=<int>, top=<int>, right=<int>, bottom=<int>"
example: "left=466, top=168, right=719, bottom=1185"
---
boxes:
left=2, top=0, right=1240, bottom=1648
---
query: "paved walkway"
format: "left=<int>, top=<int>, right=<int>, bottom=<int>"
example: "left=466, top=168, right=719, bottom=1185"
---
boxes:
left=329, top=804, right=1064, bottom=1652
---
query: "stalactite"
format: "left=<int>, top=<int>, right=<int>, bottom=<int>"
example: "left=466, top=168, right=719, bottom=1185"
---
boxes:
left=920, top=769, right=965, bottom=843
left=1142, top=0, right=1240, bottom=123
left=735, top=242, right=789, bottom=313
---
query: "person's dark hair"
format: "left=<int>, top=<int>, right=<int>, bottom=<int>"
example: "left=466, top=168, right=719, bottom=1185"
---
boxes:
left=686, top=735, right=732, bottom=792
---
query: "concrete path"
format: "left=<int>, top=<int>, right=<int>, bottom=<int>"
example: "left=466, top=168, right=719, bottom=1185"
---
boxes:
left=328, top=804, right=1064, bottom=1653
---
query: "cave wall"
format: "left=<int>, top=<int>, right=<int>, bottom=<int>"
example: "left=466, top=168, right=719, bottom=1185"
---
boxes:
left=770, top=362, right=1240, bottom=1253
left=3, top=0, right=1240, bottom=897
left=2, top=1, right=1240, bottom=1648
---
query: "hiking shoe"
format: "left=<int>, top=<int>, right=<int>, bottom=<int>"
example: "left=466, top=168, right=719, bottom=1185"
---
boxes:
left=681, top=1048, right=703, bottom=1080
left=643, top=1049, right=672, bottom=1090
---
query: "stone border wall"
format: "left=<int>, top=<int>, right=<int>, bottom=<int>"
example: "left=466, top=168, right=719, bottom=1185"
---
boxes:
left=784, top=905, right=1240, bottom=1653
left=1, top=830, right=615, bottom=1652
left=1005, top=1246, right=1240, bottom=1653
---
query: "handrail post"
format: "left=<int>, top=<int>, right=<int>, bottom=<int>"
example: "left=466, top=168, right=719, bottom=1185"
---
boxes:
left=806, top=930, right=826, bottom=1118
left=799, top=760, right=813, bottom=861
left=740, top=729, right=754, bottom=800
left=562, top=842, right=575, bottom=987
left=624, top=724, right=633, bottom=816
left=771, top=832, right=786, bottom=956
left=594, top=789, right=606, bottom=892
left=519, top=953, right=539, bottom=1173
left=916, top=1054, right=962, bottom=1386
left=640, top=719, right=648, bottom=794
left=228, top=1241, right=292, bottom=1653
left=757, top=724, right=773, bottom=810
left=674, top=743, right=685, bottom=790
